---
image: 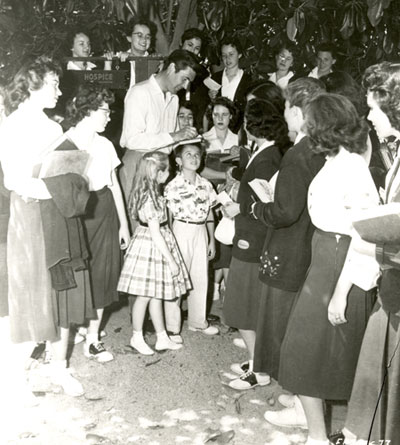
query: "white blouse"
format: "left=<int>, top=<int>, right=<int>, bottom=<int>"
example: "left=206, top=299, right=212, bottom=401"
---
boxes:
left=221, top=69, right=244, bottom=101
left=68, top=131, right=120, bottom=191
left=203, top=127, right=238, bottom=153
left=67, top=60, right=96, bottom=70
left=268, top=71, right=294, bottom=89
left=0, top=103, right=63, bottom=200
left=308, top=147, right=380, bottom=290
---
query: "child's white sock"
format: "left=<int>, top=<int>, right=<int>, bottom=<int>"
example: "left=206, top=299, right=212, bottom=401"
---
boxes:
left=155, top=331, right=182, bottom=351
left=130, top=331, right=154, bottom=355
left=248, top=359, right=254, bottom=372
left=85, top=333, right=98, bottom=346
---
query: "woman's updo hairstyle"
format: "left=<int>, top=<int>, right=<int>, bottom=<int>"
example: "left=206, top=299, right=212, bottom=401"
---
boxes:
left=363, top=62, right=400, bottom=132
left=5, top=56, right=62, bottom=114
left=244, top=98, right=290, bottom=153
left=64, top=84, right=114, bottom=127
left=304, top=92, right=368, bottom=156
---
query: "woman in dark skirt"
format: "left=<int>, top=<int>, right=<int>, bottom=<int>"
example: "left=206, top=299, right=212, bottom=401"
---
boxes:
left=221, top=98, right=287, bottom=390
left=265, top=94, right=380, bottom=445
left=340, top=62, right=400, bottom=444
left=65, top=85, right=129, bottom=363
left=251, top=78, right=326, bottom=385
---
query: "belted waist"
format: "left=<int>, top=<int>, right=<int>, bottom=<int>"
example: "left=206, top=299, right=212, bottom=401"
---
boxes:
left=174, top=218, right=206, bottom=225
left=139, top=220, right=168, bottom=227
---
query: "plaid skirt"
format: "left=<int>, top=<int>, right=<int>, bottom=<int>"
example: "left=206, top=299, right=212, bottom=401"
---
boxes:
left=118, top=225, right=191, bottom=300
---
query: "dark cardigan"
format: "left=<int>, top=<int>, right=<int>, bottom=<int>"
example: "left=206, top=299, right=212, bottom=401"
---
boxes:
left=211, top=69, right=253, bottom=132
left=253, top=136, right=325, bottom=291
left=232, top=144, right=282, bottom=263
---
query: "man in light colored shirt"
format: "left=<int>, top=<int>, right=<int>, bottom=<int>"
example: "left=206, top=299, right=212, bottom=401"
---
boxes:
left=119, top=49, right=201, bottom=215
left=308, top=43, right=336, bottom=79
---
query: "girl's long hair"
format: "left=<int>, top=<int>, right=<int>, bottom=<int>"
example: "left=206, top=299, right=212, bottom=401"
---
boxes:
left=128, top=151, right=169, bottom=219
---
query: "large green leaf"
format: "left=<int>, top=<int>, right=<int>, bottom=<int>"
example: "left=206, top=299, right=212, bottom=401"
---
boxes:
left=367, top=0, right=392, bottom=27
left=286, top=16, right=297, bottom=41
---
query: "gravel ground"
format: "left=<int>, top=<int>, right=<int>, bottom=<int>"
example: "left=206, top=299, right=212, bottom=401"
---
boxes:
left=2, top=298, right=346, bottom=445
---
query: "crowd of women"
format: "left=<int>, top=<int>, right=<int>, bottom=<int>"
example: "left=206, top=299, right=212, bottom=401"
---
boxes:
left=0, top=22, right=399, bottom=445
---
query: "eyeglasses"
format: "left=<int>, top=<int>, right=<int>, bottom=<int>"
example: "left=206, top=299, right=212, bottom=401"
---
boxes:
left=132, top=32, right=152, bottom=41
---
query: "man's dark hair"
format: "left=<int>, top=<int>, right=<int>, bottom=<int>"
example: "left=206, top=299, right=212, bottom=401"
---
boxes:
left=181, top=28, right=204, bottom=45
left=129, top=17, right=156, bottom=37
left=162, top=49, right=202, bottom=75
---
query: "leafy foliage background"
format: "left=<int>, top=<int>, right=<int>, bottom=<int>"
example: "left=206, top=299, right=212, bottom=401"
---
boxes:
left=0, top=0, right=399, bottom=82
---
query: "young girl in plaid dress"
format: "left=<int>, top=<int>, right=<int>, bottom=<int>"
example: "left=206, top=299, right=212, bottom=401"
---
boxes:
left=117, top=152, right=191, bottom=355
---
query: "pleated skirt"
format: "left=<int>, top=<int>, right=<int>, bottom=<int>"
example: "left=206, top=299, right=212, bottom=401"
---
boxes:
left=118, top=224, right=191, bottom=300
left=279, top=229, right=375, bottom=400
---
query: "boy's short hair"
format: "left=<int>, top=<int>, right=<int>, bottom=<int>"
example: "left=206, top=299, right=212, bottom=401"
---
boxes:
left=129, top=17, right=156, bottom=37
left=181, top=28, right=204, bottom=45
left=220, top=35, right=243, bottom=56
left=316, top=42, right=336, bottom=58
left=285, top=77, right=325, bottom=112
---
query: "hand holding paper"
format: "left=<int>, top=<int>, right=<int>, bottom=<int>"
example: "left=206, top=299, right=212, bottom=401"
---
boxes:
left=223, top=201, right=240, bottom=218
left=248, top=178, right=274, bottom=203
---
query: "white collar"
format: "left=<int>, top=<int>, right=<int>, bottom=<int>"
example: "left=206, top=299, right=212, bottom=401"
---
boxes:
left=246, top=140, right=275, bottom=167
left=294, top=131, right=306, bottom=145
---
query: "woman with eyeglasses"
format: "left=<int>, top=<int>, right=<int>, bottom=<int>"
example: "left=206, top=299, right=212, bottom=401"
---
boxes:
left=268, top=44, right=296, bottom=90
left=64, top=84, right=129, bottom=363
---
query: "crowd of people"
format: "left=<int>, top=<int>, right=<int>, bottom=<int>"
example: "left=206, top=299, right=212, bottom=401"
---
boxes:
left=0, top=17, right=399, bottom=445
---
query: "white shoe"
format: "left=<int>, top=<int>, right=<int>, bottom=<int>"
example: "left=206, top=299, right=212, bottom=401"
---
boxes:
left=278, top=393, right=296, bottom=408
left=230, top=361, right=250, bottom=375
left=49, top=363, right=84, bottom=397
left=155, top=337, right=183, bottom=351
left=264, top=402, right=308, bottom=430
left=188, top=325, right=219, bottom=335
left=130, top=335, right=154, bottom=356
left=84, top=342, right=114, bottom=363
left=228, top=370, right=270, bottom=390
left=167, top=332, right=183, bottom=344
left=233, top=338, right=246, bottom=349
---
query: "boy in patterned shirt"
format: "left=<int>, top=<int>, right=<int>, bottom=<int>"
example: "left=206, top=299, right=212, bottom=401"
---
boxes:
left=164, top=143, right=219, bottom=342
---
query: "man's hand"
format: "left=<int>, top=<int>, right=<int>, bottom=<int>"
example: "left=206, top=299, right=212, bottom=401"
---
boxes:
left=171, top=126, right=198, bottom=142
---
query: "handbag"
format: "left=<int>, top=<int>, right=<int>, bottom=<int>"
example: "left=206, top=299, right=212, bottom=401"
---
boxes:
left=214, top=216, right=234, bottom=245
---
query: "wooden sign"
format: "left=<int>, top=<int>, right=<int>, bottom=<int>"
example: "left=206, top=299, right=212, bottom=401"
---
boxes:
left=65, top=70, right=129, bottom=90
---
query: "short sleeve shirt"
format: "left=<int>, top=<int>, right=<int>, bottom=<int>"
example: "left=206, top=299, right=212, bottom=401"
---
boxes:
left=138, top=196, right=167, bottom=224
left=164, top=173, right=217, bottom=222
left=68, top=131, right=120, bottom=191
